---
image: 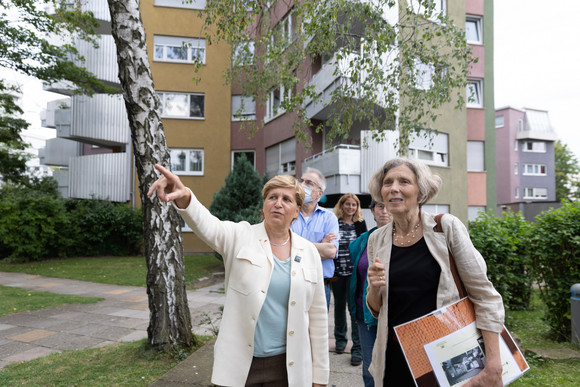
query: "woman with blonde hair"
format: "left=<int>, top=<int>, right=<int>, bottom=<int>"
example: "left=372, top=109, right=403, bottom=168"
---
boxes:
left=332, top=193, right=367, bottom=366
left=148, top=165, right=329, bottom=386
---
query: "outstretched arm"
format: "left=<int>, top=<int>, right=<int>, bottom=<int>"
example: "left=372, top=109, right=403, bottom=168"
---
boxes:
left=147, top=164, right=191, bottom=209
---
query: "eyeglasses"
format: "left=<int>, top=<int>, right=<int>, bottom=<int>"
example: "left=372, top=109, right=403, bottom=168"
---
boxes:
left=299, top=178, right=321, bottom=190
left=374, top=203, right=387, bottom=211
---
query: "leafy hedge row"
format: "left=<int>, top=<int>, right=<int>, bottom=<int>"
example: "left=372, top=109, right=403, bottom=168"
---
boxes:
left=469, top=201, right=580, bottom=341
left=0, top=178, right=143, bottom=262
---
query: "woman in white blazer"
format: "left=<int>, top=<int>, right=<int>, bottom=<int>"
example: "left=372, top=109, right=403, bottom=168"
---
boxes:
left=148, top=164, right=329, bottom=387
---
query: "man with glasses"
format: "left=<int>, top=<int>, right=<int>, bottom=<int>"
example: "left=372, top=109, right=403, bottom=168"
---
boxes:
left=291, top=167, right=339, bottom=309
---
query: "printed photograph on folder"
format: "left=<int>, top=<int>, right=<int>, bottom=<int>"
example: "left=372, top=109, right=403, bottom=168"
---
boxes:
left=393, top=297, right=530, bottom=386
left=424, top=322, right=524, bottom=386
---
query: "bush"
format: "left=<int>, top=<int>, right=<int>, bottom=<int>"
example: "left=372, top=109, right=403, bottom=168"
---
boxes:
left=468, top=210, right=532, bottom=310
left=0, top=180, right=72, bottom=261
left=66, top=199, right=143, bottom=257
left=527, top=200, right=580, bottom=341
left=0, top=178, right=143, bottom=261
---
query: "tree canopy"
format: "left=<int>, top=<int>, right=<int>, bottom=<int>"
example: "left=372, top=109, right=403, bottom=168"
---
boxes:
left=554, top=140, right=580, bottom=201
left=0, top=0, right=115, bottom=184
left=200, top=0, right=473, bottom=149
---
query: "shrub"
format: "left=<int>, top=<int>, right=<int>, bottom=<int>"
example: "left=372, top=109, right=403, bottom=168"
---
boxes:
left=0, top=181, right=72, bottom=261
left=66, top=199, right=143, bottom=257
left=527, top=200, right=580, bottom=341
left=468, top=210, right=532, bottom=311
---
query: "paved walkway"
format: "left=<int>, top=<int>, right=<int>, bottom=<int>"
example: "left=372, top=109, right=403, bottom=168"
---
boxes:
left=0, top=272, right=364, bottom=386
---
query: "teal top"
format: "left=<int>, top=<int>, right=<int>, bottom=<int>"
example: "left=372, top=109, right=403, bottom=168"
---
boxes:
left=253, top=254, right=291, bottom=357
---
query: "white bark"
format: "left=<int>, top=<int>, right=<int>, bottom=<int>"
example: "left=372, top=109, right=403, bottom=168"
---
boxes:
left=107, top=0, right=195, bottom=350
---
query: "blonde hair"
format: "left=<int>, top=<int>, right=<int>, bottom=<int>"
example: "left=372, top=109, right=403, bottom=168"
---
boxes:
left=334, top=193, right=364, bottom=222
left=368, top=157, right=442, bottom=206
left=262, top=175, right=305, bottom=208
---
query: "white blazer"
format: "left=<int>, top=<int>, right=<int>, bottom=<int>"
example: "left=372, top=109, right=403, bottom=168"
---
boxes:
left=177, top=190, right=329, bottom=386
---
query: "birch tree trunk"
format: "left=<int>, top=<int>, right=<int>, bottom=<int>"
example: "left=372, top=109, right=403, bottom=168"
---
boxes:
left=107, top=0, right=196, bottom=351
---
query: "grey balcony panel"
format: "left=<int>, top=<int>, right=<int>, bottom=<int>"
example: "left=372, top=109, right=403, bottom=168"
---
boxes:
left=69, top=153, right=130, bottom=202
left=69, top=94, right=130, bottom=146
left=359, top=130, right=399, bottom=194
left=80, top=0, right=111, bottom=22
left=516, top=130, right=558, bottom=142
left=41, top=98, right=70, bottom=128
left=302, top=144, right=362, bottom=195
left=41, top=138, right=80, bottom=167
left=52, top=169, right=70, bottom=199
left=75, top=35, right=119, bottom=84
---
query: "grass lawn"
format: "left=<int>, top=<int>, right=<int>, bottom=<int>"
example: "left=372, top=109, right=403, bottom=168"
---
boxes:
left=0, top=338, right=209, bottom=387
left=507, top=292, right=580, bottom=386
left=0, top=285, right=103, bottom=317
left=0, top=254, right=223, bottom=290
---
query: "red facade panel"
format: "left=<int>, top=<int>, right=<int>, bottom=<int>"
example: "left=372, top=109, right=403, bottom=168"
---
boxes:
left=467, top=108, right=485, bottom=141
left=468, top=172, right=487, bottom=206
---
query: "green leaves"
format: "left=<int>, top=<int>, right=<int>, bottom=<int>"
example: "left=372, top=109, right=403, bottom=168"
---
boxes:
left=201, top=0, right=471, bottom=148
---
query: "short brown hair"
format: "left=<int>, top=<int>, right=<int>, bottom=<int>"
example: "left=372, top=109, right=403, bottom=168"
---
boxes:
left=262, top=175, right=305, bottom=208
left=368, top=157, right=442, bottom=206
left=334, top=193, right=364, bottom=222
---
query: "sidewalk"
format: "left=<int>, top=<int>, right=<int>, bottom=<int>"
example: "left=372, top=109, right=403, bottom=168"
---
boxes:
left=0, top=272, right=364, bottom=386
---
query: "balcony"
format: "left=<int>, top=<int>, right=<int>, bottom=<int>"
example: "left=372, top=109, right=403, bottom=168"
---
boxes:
left=68, top=153, right=131, bottom=202
left=39, top=138, right=80, bottom=167
left=302, top=130, right=399, bottom=195
left=51, top=94, right=130, bottom=147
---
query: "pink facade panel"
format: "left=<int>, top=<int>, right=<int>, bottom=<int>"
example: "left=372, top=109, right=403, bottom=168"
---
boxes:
left=467, top=108, right=485, bottom=141
left=468, top=172, right=487, bottom=206
left=468, top=45, right=485, bottom=78
left=466, top=0, right=484, bottom=16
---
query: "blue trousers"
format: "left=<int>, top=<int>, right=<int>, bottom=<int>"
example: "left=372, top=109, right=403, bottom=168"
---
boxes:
left=331, top=276, right=361, bottom=358
left=357, top=320, right=377, bottom=387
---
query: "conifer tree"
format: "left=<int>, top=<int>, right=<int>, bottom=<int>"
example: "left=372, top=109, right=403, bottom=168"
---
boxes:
left=209, top=154, right=263, bottom=225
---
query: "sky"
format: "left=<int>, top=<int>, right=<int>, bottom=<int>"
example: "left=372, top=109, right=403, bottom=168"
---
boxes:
left=494, top=0, right=580, bottom=160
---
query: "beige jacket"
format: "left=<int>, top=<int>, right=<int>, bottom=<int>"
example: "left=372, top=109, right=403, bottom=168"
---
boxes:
left=366, top=211, right=504, bottom=385
left=177, top=191, right=329, bottom=386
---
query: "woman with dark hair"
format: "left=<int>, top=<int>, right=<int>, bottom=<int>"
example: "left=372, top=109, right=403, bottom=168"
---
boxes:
left=148, top=164, right=329, bottom=387
left=348, top=199, right=392, bottom=386
left=365, top=157, right=504, bottom=387
left=332, top=193, right=367, bottom=366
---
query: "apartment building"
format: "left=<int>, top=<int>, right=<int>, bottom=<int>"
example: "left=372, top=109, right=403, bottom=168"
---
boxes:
left=40, top=0, right=231, bottom=253
left=495, top=107, right=557, bottom=205
left=232, top=0, right=495, bottom=225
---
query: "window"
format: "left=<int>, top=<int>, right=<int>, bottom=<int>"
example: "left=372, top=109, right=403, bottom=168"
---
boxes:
left=518, top=119, right=524, bottom=131
left=407, top=0, right=446, bottom=21
left=514, top=140, right=518, bottom=151
left=179, top=216, right=192, bottom=232
left=265, top=138, right=296, bottom=177
left=422, top=204, right=449, bottom=214
left=468, top=206, right=485, bottom=222
left=515, top=187, right=519, bottom=199
left=495, top=115, right=504, bottom=128
left=158, top=92, right=205, bottom=119
left=522, top=141, right=546, bottom=153
left=466, top=79, right=483, bottom=107
left=466, top=16, right=482, bottom=44
left=154, top=36, right=206, bottom=64
left=233, top=41, right=255, bottom=65
left=467, top=141, right=484, bottom=172
left=523, top=164, right=547, bottom=176
left=413, top=60, right=435, bottom=90
left=154, top=0, right=206, bottom=9
left=514, top=163, right=518, bottom=175
left=408, top=130, right=448, bottom=167
left=232, top=95, right=256, bottom=121
left=265, top=85, right=292, bottom=122
left=170, top=148, right=204, bottom=175
left=273, top=11, right=299, bottom=46
left=523, top=187, right=548, bottom=199
left=232, top=150, right=256, bottom=170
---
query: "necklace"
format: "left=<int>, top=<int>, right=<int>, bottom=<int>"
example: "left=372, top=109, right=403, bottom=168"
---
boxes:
left=392, top=221, right=421, bottom=246
left=270, top=236, right=290, bottom=247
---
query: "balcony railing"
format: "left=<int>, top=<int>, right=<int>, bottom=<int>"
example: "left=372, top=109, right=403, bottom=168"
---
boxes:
left=39, top=138, right=80, bottom=167
left=68, top=152, right=131, bottom=202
